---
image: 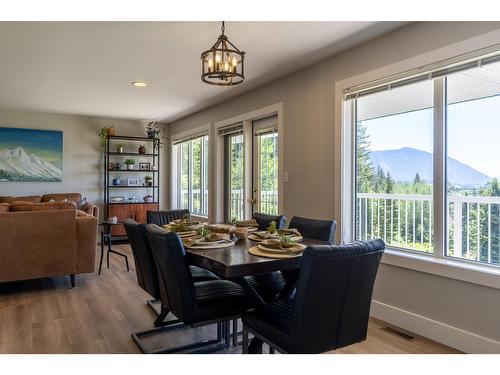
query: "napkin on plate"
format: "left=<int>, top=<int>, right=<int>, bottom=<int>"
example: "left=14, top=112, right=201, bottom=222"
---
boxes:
left=277, top=228, right=302, bottom=237
left=235, top=219, right=258, bottom=228
left=260, top=239, right=303, bottom=253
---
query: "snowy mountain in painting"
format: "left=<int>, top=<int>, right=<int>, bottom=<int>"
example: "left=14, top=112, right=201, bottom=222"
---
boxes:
left=0, top=146, right=62, bottom=182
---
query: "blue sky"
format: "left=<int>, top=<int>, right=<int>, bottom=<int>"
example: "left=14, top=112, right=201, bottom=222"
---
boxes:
left=362, top=95, right=500, bottom=179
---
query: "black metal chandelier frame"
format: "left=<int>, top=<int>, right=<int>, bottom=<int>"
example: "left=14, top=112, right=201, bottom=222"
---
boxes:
left=201, top=22, right=245, bottom=86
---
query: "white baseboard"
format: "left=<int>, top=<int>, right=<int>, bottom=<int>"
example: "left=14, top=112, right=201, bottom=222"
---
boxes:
left=371, top=300, right=500, bottom=353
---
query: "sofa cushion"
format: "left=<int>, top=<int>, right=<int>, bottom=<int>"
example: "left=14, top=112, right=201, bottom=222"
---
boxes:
left=10, top=201, right=76, bottom=212
left=0, top=195, right=42, bottom=204
left=41, top=193, right=82, bottom=204
left=0, top=203, right=10, bottom=212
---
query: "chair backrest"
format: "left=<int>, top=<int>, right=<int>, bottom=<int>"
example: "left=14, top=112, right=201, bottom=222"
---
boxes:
left=122, top=218, right=160, bottom=300
left=145, top=224, right=196, bottom=322
left=288, top=216, right=336, bottom=243
left=147, top=209, right=190, bottom=226
left=289, top=239, right=385, bottom=353
left=252, top=212, right=286, bottom=231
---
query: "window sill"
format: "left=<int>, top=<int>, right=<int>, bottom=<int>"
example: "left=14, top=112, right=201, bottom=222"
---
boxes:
left=382, top=247, right=500, bottom=290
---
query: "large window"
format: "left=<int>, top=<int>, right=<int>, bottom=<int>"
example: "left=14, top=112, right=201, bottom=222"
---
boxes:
left=351, top=57, right=500, bottom=267
left=355, top=80, right=434, bottom=253
left=174, top=135, right=209, bottom=217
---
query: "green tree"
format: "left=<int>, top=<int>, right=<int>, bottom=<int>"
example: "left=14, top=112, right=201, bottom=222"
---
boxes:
left=356, top=121, right=374, bottom=193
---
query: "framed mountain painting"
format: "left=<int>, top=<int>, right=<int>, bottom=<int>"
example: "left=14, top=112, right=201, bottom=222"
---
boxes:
left=0, top=127, right=63, bottom=182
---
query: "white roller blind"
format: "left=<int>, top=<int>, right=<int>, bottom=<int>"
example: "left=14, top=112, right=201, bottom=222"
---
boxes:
left=218, top=122, right=243, bottom=136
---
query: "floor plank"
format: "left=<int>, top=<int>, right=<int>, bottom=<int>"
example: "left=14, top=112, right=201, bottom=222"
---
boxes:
left=0, top=245, right=461, bottom=354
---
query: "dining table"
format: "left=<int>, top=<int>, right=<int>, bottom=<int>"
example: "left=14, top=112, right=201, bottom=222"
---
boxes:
left=184, top=235, right=328, bottom=306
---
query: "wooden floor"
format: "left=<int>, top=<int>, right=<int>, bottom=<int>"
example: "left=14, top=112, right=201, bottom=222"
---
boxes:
left=0, top=245, right=461, bottom=354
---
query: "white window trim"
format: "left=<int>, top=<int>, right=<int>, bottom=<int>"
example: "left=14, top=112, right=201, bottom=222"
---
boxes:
left=170, top=124, right=211, bottom=218
left=334, top=29, right=500, bottom=290
left=213, top=103, right=284, bottom=223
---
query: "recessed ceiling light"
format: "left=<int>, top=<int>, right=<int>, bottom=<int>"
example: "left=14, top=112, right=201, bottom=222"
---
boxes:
left=132, top=81, right=147, bottom=87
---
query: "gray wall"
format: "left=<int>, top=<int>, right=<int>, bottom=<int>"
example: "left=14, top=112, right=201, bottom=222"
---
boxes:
left=168, top=22, right=500, bottom=348
left=0, top=108, right=168, bottom=213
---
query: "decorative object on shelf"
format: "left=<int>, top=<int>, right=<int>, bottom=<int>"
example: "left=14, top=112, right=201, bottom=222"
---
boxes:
left=125, top=159, right=136, bottom=170
left=112, top=175, right=121, bottom=186
left=115, top=144, right=125, bottom=153
left=144, top=175, right=154, bottom=187
left=108, top=216, right=118, bottom=224
left=146, top=121, right=160, bottom=139
left=143, top=195, right=154, bottom=203
left=138, top=145, right=146, bottom=154
left=99, top=126, right=115, bottom=147
left=201, top=21, right=245, bottom=86
left=127, top=177, right=140, bottom=186
left=139, top=162, right=151, bottom=171
left=108, top=161, right=122, bottom=171
left=128, top=196, right=137, bottom=203
left=151, top=164, right=158, bottom=171
left=110, top=196, right=125, bottom=203
left=0, top=127, right=63, bottom=182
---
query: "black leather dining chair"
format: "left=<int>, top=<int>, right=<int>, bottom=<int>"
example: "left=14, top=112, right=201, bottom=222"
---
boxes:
left=123, top=219, right=218, bottom=325
left=140, top=224, right=255, bottom=354
left=252, top=212, right=286, bottom=231
left=288, top=216, right=336, bottom=243
left=147, top=209, right=190, bottom=227
left=241, top=239, right=385, bottom=354
left=244, top=212, right=288, bottom=303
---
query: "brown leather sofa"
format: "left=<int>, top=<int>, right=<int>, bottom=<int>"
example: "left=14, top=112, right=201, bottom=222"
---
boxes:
left=0, top=193, right=98, bottom=287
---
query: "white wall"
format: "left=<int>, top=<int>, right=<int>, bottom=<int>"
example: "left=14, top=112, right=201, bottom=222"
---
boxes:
left=167, top=22, right=500, bottom=352
left=0, top=108, right=168, bottom=214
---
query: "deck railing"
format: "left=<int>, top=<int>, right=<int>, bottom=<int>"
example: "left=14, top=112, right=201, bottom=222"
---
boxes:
left=357, top=193, right=500, bottom=265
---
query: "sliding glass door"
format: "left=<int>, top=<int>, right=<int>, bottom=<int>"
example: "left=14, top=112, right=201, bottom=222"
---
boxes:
left=225, top=131, right=245, bottom=221
left=222, top=115, right=279, bottom=221
left=253, top=120, right=278, bottom=215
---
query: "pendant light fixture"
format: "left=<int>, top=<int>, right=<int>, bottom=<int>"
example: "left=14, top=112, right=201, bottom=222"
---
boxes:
left=201, top=21, right=245, bottom=86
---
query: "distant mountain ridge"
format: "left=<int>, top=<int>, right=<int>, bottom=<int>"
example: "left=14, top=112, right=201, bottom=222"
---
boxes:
left=370, top=147, right=490, bottom=187
left=0, top=146, right=62, bottom=182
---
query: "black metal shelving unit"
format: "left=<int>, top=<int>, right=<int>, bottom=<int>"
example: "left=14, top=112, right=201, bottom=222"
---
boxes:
left=104, top=135, right=161, bottom=227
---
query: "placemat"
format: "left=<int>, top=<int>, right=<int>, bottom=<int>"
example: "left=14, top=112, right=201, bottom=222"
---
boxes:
left=248, top=246, right=303, bottom=259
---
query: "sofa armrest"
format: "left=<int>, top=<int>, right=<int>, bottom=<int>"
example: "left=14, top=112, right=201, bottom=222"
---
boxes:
left=76, top=215, right=97, bottom=274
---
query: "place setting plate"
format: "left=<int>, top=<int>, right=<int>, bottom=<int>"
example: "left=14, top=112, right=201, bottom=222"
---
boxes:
left=183, top=237, right=235, bottom=250
left=248, top=231, right=303, bottom=242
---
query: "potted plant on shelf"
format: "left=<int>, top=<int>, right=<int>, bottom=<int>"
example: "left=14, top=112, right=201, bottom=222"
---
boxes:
left=125, top=159, right=136, bottom=170
left=143, top=194, right=154, bottom=203
left=99, top=126, right=115, bottom=147
left=144, top=175, right=154, bottom=187
left=116, top=143, right=125, bottom=153
left=138, top=145, right=146, bottom=154
left=145, top=121, right=160, bottom=139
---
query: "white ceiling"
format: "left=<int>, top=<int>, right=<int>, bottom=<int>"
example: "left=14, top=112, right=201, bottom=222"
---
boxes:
left=0, top=22, right=406, bottom=122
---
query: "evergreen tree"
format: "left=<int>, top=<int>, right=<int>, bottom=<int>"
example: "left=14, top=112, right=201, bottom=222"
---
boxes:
left=356, top=121, right=374, bottom=193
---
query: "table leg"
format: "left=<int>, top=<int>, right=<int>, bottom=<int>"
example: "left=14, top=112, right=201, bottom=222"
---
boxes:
left=98, top=231, right=104, bottom=275
left=235, top=277, right=266, bottom=306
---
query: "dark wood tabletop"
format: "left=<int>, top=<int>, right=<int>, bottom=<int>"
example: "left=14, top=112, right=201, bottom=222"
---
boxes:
left=186, top=237, right=328, bottom=279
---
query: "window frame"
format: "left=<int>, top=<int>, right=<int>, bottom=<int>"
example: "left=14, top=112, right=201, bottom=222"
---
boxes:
left=336, top=41, right=500, bottom=290
left=171, top=125, right=211, bottom=219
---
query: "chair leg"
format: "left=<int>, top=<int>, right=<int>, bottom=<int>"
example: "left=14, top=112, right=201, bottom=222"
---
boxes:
left=232, top=319, right=238, bottom=346
left=224, top=320, right=231, bottom=349
left=69, top=274, right=75, bottom=288
left=132, top=320, right=227, bottom=354
left=269, top=346, right=275, bottom=354
left=242, top=327, right=249, bottom=354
